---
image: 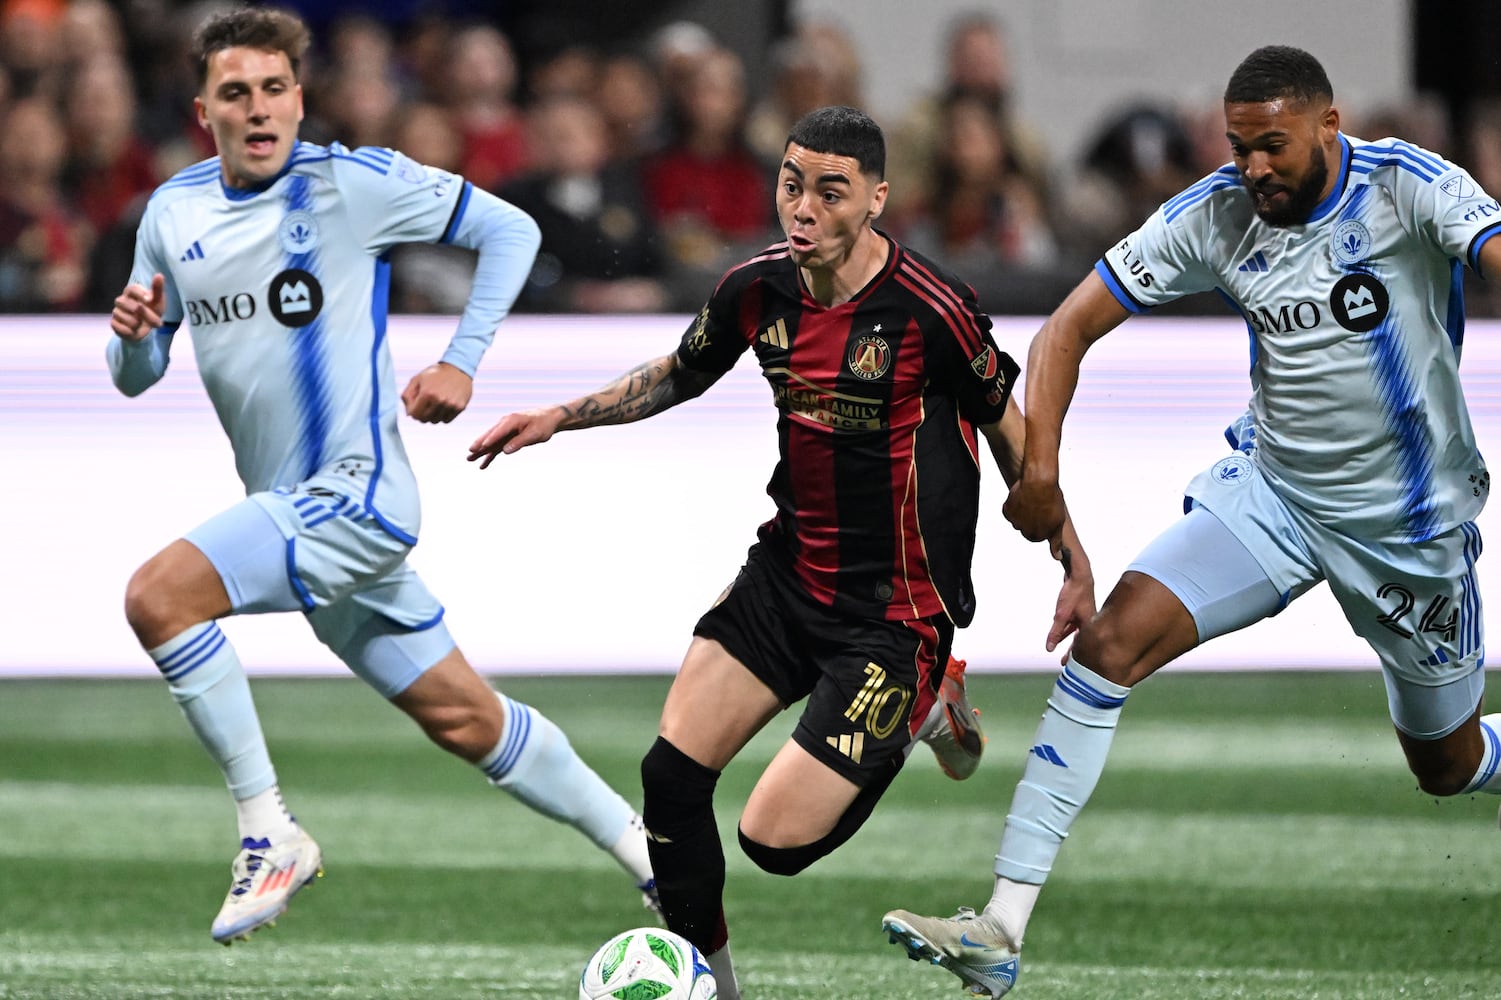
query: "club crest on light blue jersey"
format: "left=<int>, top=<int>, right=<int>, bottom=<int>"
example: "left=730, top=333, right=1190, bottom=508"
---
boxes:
left=1331, top=218, right=1371, bottom=265
left=278, top=209, right=320, bottom=254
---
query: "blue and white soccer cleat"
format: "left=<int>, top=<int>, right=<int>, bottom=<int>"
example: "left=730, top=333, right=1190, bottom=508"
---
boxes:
left=210, top=829, right=323, bottom=945
left=883, top=906, right=1019, bottom=999
left=639, top=877, right=665, bottom=925
left=922, top=656, right=987, bottom=780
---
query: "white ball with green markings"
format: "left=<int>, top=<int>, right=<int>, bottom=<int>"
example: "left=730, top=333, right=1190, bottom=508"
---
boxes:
left=579, top=926, right=717, bottom=1000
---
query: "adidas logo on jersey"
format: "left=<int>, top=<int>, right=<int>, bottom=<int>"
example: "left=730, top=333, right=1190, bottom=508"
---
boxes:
left=1237, top=250, right=1269, bottom=273
left=759, top=317, right=789, bottom=349
left=179, top=240, right=206, bottom=262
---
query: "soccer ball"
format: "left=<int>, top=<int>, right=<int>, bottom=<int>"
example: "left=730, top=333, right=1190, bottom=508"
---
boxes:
left=579, top=926, right=717, bottom=1000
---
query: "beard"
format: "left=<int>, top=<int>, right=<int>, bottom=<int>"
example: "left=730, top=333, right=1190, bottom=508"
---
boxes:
left=1244, top=144, right=1329, bottom=226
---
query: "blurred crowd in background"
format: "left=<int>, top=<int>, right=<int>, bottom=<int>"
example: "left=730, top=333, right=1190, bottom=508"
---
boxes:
left=4, top=0, right=1501, bottom=317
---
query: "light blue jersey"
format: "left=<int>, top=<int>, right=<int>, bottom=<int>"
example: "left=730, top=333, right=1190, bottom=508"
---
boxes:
left=1097, top=134, right=1501, bottom=543
left=109, top=141, right=537, bottom=545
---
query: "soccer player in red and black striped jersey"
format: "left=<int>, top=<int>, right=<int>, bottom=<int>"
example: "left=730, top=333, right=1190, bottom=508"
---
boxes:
left=469, top=105, right=1094, bottom=998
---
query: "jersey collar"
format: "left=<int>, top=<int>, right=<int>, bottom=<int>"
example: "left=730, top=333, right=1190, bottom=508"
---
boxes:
left=1303, top=133, right=1353, bottom=225
left=221, top=140, right=303, bottom=201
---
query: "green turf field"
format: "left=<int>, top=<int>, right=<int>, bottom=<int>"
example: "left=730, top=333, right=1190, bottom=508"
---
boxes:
left=2, top=671, right=1498, bottom=999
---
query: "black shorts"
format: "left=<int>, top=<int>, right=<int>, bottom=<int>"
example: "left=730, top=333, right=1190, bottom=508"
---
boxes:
left=692, top=543, right=954, bottom=786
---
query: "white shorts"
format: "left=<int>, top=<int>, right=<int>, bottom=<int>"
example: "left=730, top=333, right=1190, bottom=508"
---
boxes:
left=1127, top=453, right=1486, bottom=739
left=184, top=489, right=454, bottom=697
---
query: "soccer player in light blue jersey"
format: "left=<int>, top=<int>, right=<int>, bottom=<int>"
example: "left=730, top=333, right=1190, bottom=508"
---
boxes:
left=107, top=7, right=655, bottom=946
left=884, top=45, right=1501, bottom=998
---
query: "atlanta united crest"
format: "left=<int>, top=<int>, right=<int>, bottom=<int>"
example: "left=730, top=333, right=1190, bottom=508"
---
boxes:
left=848, top=334, right=891, bottom=380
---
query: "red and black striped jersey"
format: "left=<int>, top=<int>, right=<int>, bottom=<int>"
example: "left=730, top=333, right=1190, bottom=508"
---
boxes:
left=676, top=232, right=1019, bottom=626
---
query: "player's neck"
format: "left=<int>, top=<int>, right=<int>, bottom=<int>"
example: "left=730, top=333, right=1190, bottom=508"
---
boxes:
left=801, top=229, right=889, bottom=308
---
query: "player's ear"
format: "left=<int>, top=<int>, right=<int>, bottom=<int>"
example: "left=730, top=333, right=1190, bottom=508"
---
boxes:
left=868, top=179, right=889, bottom=222
left=194, top=96, right=209, bottom=131
left=1321, top=104, right=1340, bottom=140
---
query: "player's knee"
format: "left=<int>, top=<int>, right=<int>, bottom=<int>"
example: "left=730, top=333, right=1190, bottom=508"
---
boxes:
left=1072, top=616, right=1148, bottom=686
left=641, top=737, right=719, bottom=837
left=1412, top=761, right=1474, bottom=797
left=410, top=698, right=497, bottom=761
left=123, top=560, right=178, bottom=646
left=737, top=826, right=825, bottom=876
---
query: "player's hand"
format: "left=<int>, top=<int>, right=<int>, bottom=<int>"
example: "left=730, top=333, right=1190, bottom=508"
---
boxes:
left=1046, top=540, right=1096, bottom=663
left=110, top=274, right=166, bottom=342
left=467, top=407, right=564, bottom=469
left=402, top=362, right=473, bottom=423
left=1003, top=477, right=1068, bottom=546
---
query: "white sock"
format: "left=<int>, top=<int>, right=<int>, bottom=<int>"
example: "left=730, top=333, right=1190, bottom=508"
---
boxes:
left=479, top=693, right=636, bottom=854
left=610, top=812, right=654, bottom=886
left=149, top=622, right=278, bottom=803
left=1461, top=713, right=1501, bottom=793
left=994, top=656, right=1129, bottom=891
left=705, top=942, right=740, bottom=1000
left=234, top=785, right=299, bottom=842
left=982, top=877, right=1041, bottom=948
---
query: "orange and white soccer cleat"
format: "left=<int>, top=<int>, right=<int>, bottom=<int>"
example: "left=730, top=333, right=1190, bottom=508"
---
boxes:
left=210, top=829, right=323, bottom=945
left=922, top=656, right=987, bottom=780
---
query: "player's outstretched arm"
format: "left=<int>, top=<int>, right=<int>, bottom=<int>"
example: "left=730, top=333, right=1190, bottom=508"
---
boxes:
left=981, top=409, right=1096, bottom=659
left=1005, top=272, right=1130, bottom=544
left=467, top=352, right=721, bottom=469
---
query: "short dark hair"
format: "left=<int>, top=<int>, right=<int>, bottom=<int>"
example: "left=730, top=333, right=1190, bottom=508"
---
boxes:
left=1224, top=45, right=1332, bottom=106
left=191, top=6, right=311, bottom=89
left=785, top=105, right=885, bottom=179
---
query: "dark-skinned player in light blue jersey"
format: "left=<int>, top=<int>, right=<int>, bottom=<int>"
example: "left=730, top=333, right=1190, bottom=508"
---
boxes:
left=884, top=44, right=1501, bottom=999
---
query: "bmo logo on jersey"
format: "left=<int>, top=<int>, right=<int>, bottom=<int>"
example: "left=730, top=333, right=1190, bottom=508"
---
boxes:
left=269, top=268, right=324, bottom=327
left=1328, top=272, right=1390, bottom=333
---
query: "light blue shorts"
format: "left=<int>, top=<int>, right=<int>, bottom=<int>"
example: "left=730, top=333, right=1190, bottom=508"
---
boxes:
left=1127, top=453, right=1486, bottom=739
left=184, top=490, right=454, bottom=697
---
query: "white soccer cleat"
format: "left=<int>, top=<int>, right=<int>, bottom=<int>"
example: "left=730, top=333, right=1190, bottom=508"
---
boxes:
left=210, top=830, right=323, bottom=945
left=883, top=906, right=1019, bottom=999
left=922, top=656, right=986, bottom=780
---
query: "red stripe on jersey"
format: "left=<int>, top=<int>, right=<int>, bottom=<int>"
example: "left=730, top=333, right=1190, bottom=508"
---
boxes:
left=886, top=318, right=943, bottom=620
left=896, top=260, right=986, bottom=356
left=786, top=416, right=840, bottom=606
left=903, top=617, right=943, bottom=739
left=713, top=244, right=791, bottom=297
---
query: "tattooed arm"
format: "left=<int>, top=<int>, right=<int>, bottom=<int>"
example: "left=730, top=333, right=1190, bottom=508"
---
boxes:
left=467, top=353, right=722, bottom=468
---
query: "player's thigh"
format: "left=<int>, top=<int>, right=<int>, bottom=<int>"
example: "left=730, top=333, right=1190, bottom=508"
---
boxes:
left=665, top=550, right=813, bottom=770
left=127, top=538, right=233, bottom=638
left=1123, top=505, right=1295, bottom=650
left=788, top=614, right=950, bottom=799
left=305, top=562, right=456, bottom=699
left=659, top=636, right=784, bottom=772
left=740, top=737, right=861, bottom=846
left=1320, top=520, right=1485, bottom=739
left=187, top=490, right=410, bottom=615
left=1169, top=455, right=1326, bottom=641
